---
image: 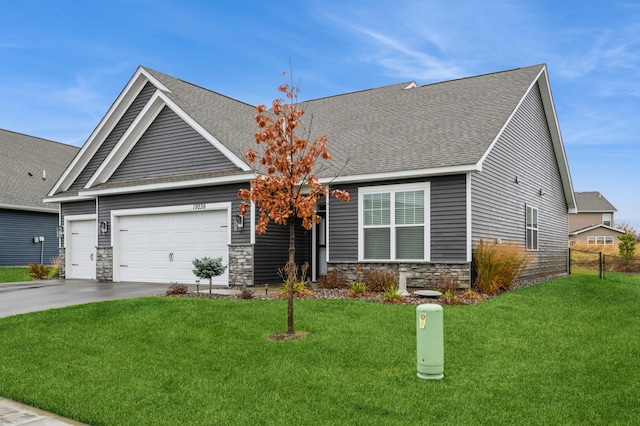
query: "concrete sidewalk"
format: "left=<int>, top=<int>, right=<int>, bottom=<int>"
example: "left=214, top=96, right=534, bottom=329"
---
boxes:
left=0, top=397, right=86, bottom=425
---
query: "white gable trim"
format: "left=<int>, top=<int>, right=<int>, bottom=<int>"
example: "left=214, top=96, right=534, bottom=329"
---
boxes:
left=476, top=65, right=576, bottom=214
left=569, top=224, right=625, bottom=235
left=48, top=67, right=157, bottom=196
left=85, top=91, right=251, bottom=188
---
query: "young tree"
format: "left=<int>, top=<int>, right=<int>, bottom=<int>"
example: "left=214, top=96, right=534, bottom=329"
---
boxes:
left=618, top=230, right=637, bottom=258
left=192, top=256, right=227, bottom=294
left=238, top=73, right=349, bottom=336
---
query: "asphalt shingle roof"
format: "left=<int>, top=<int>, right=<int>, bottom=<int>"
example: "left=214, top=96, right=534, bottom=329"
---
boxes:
left=0, top=129, right=79, bottom=211
left=574, top=191, right=617, bottom=212
left=142, top=64, right=546, bottom=179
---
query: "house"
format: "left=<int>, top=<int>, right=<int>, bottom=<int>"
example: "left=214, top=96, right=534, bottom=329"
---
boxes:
left=0, top=129, right=79, bottom=266
left=569, top=191, right=623, bottom=246
left=44, top=64, right=575, bottom=287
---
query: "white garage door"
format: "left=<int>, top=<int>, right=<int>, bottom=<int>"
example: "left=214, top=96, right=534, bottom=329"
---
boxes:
left=67, top=219, right=96, bottom=279
left=117, top=209, right=229, bottom=284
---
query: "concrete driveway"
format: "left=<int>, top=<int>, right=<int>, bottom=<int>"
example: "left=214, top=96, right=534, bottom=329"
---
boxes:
left=0, top=279, right=174, bottom=319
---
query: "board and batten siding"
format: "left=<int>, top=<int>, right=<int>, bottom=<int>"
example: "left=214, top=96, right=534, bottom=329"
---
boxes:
left=471, top=82, right=569, bottom=277
left=69, top=82, right=156, bottom=190
left=328, top=175, right=467, bottom=263
left=0, top=209, right=59, bottom=266
left=96, top=184, right=250, bottom=247
left=109, top=106, right=237, bottom=182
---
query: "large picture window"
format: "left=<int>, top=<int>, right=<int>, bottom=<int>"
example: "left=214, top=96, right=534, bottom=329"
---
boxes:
left=526, top=206, right=538, bottom=251
left=359, top=183, right=429, bottom=261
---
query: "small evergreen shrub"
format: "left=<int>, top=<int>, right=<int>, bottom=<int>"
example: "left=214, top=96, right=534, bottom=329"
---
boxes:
left=192, top=256, right=227, bottom=293
left=27, top=263, right=51, bottom=280
left=166, top=283, right=189, bottom=296
left=618, top=230, right=637, bottom=258
left=473, top=240, right=530, bottom=295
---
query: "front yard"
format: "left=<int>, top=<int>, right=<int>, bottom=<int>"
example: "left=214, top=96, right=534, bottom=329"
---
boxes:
left=0, top=267, right=31, bottom=283
left=0, top=274, right=638, bottom=425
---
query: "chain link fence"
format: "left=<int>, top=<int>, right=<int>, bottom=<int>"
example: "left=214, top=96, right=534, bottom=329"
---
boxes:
left=569, top=248, right=640, bottom=284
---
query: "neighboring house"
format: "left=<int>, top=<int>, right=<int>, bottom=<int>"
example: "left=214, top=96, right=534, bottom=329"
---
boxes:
left=45, top=64, right=575, bottom=287
left=569, top=191, right=623, bottom=246
left=0, top=129, right=79, bottom=266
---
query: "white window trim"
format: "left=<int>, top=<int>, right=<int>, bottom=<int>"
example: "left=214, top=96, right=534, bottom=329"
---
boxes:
left=358, top=182, right=430, bottom=261
left=587, top=236, right=614, bottom=245
left=602, top=213, right=612, bottom=227
left=526, top=205, right=539, bottom=251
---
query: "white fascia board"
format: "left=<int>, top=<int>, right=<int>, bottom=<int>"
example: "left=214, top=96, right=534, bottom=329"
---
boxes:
left=536, top=67, right=577, bottom=213
left=43, top=195, right=96, bottom=204
left=319, top=164, right=480, bottom=185
left=48, top=67, right=152, bottom=196
left=571, top=224, right=625, bottom=235
left=0, top=203, right=57, bottom=213
left=78, top=173, right=255, bottom=197
left=85, top=91, right=167, bottom=188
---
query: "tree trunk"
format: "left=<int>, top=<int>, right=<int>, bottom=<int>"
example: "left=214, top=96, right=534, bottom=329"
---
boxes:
left=287, top=220, right=295, bottom=334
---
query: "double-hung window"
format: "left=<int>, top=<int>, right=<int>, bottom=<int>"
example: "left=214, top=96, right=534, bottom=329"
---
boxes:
left=359, top=183, right=430, bottom=261
left=526, top=206, right=538, bottom=251
left=602, top=214, right=612, bottom=227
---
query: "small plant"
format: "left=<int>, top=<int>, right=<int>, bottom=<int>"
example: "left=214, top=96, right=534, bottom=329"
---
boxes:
left=618, top=230, right=637, bottom=258
left=382, top=282, right=402, bottom=303
left=317, top=269, right=348, bottom=289
left=48, top=256, right=60, bottom=279
left=440, top=290, right=463, bottom=305
left=192, top=257, right=227, bottom=294
left=166, top=283, right=189, bottom=296
left=277, top=262, right=314, bottom=299
left=27, top=263, right=51, bottom=280
left=348, top=281, right=367, bottom=298
left=363, top=269, right=398, bottom=292
left=473, top=240, right=530, bottom=295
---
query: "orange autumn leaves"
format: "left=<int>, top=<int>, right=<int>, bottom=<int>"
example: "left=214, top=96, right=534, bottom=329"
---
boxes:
left=238, top=81, right=349, bottom=233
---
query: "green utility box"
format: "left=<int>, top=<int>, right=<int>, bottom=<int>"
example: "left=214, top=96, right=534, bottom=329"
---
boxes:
left=416, top=304, right=444, bottom=380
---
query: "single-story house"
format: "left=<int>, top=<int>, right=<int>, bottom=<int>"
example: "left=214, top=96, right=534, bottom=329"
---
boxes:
left=569, top=191, right=623, bottom=246
left=0, top=129, right=79, bottom=266
left=45, top=63, right=576, bottom=287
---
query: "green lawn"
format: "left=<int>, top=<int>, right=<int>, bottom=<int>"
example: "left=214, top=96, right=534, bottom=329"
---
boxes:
left=0, top=267, right=31, bottom=283
left=0, top=275, right=638, bottom=425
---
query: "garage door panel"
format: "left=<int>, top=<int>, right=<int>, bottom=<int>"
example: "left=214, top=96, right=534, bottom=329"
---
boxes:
left=117, top=209, right=229, bottom=285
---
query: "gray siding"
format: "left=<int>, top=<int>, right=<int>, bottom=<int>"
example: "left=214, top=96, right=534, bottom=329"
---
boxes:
left=471, top=82, right=568, bottom=277
left=109, top=106, right=237, bottom=182
left=69, top=82, right=156, bottom=190
left=328, top=175, right=468, bottom=263
left=254, top=222, right=311, bottom=285
left=0, top=209, right=59, bottom=266
left=96, top=184, right=250, bottom=247
left=60, top=200, right=97, bottom=248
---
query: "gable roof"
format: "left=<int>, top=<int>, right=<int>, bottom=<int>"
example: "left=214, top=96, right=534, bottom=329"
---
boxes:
left=569, top=223, right=624, bottom=235
left=45, top=64, right=575, bottom=212
left=573, top=191, right=617, bottom=213
left=0, top=129, right=79, bottom=212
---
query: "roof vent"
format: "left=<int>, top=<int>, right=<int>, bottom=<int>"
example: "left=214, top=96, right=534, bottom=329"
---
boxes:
left=42, top=170, right=46, bottom=181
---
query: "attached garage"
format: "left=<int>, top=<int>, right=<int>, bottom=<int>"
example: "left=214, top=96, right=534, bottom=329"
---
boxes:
left=65, top=216, right=97, bottom=279
left=112, top=204, right=231, bottom=285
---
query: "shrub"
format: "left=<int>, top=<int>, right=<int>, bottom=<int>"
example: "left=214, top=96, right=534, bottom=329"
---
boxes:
left=363, top=269, right=398, bottom=292
left=440, top=290, right=464, bottom=305
left=166, top=283, right=189, bottom=296
left=317, top=269, right=348, bottom=289
left=618, top=230, right=637, bottom=258
left=473, top=240, right=530, bottom=295
left=192, top=256, right=227, bottom=293
left=27, top=263, right=51, bottom=280
left=348, top=281, right=367, bottom=298
left=426, top=272, right=459, bottom=292
left=238, top=288, right=255, bottom=299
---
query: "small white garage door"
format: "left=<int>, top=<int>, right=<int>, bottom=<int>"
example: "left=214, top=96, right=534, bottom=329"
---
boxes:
left=117, top=209, right=229, bottom=284
left=67, top=219, right=96, bottom=279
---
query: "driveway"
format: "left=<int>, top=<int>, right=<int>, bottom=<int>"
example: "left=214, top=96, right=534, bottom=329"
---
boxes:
left=0, top=279, right=173, bottom=319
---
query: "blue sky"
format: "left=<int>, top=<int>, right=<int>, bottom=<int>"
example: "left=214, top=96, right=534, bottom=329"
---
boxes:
left=1, top=0, right=639, bottom=227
